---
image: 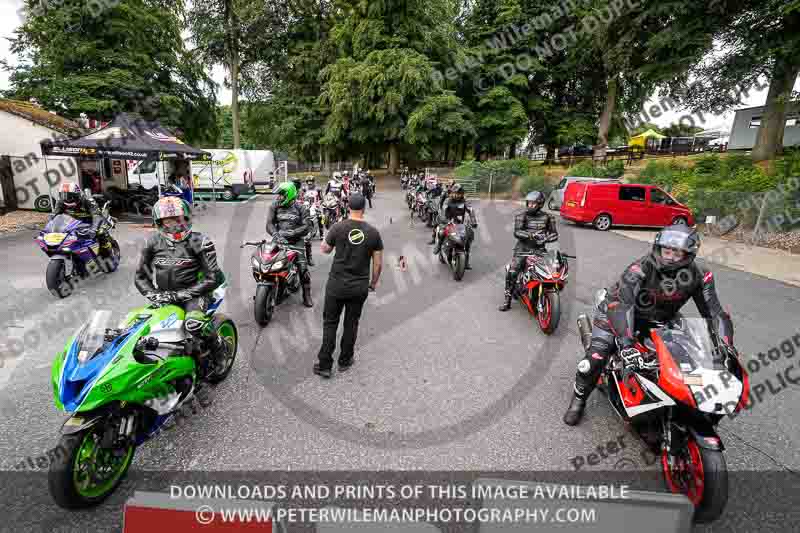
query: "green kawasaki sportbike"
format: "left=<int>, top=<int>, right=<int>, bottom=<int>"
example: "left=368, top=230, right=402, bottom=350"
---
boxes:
left=48, top=283, right=237, bottom=509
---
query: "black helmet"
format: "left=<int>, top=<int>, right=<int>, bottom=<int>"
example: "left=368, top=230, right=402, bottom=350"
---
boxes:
left=652, top=224, right=700, bottom=272
left=291, top=177, right=303, bottom=190
left=525, top=191, right=545, bottom=215
left=305, top=176, right=315, bottom=185
left=450, top=183, right=465, bottom=202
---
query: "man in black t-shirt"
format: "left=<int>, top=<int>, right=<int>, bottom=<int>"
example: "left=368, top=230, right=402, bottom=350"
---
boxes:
left=314, top=193, right=384, bottom=378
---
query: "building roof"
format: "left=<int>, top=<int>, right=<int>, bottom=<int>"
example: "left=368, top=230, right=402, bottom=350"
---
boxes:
left=0, top=99, right=85, bottom=136
left=732, top=101, right=800, bottom=114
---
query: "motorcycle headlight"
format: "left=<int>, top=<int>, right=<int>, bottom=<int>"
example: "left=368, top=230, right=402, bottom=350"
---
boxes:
left=270, top=260, right=284, bottom=271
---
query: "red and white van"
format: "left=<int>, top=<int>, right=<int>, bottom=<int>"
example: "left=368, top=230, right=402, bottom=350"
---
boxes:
left=559, top=182, right=694, bottom=231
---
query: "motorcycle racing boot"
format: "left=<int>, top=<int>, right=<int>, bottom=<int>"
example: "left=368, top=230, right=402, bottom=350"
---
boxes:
left=302, top=283, right=313, bottom=308
left=306, top=240, right=314, bottom=266
left=563, top=390, right=588, bottom=426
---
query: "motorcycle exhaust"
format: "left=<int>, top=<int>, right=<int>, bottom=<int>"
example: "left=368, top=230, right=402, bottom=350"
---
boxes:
left=577, top=313, right=592, bottom=351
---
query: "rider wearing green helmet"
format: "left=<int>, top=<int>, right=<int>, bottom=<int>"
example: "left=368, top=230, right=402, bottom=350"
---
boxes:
left=134, top=196, right=229, bottom=375
left=267, top=181, right=314, bottom=307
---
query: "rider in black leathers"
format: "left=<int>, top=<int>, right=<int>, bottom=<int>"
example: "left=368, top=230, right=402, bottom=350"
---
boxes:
left=53, top=182, right=113, bottom=257
left=431, top=184, right=477, bottom=269
left=266, top=182, right=314, bottom=307
left=134, top=196, right=228, bottom=374
left=498, top=191, right=558, bottom=311
left=563, top=224, right=736, bottom=426
left=290, top=177, right=316, bottom=267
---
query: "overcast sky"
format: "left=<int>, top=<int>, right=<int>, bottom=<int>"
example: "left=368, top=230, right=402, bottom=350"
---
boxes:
left=0, top=1, right=787, bottom=134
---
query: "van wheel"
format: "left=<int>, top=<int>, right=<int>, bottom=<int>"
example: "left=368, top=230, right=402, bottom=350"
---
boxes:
left=222, top=189, right=235, bottom=201
left=593, top=214, right=612, bottom=231
left=672, top=217, right=688, bottom=226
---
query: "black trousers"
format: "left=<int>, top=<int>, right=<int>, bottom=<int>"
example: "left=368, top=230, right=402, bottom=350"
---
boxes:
left=317, top=287, right=369, bottom=369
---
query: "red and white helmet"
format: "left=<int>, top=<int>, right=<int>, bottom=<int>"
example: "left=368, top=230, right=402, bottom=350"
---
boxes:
left=59, top=182, right=82, bottom=207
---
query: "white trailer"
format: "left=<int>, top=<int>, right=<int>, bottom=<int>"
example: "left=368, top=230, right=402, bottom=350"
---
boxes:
left=128, top=149, right=276, bottom=199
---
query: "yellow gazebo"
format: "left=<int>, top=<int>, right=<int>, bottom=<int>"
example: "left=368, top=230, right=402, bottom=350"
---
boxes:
left=629, top=129, right=666, bottom=148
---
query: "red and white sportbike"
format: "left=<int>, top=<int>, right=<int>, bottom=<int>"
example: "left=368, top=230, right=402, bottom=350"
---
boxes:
left=577, top=306, right=749, bottom=523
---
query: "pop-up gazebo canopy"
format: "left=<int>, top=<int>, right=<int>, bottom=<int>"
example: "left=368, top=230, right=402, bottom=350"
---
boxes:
left=40, top=112, right=211, bottom=161
left=629, top=129, right=666, bottom=148
left=40, top=112, right=212, bottom=202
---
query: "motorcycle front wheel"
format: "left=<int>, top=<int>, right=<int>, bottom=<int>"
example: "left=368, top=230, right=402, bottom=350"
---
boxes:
left=46, top=260, right=71, bottom=298
left=255, top=284, right=275, bottom=326
left=48, top=426, right=135, bottom=509
left=452, top=251, right=466, bottom=281
left=537, top=290, right=561, bottom=334
left=663, top=438, right=728, bottom=523
left=207, top=318, right=238, bottom=383
left=100, top=239, right=122, bottom=273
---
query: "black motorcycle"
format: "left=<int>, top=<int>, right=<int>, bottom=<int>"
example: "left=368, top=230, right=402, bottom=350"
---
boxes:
left=242, top=236, right=302, bottom=326
left=436, top=214, right=477, bottom=281
left=322, top=193, right=341, bottom=229
left=424, top=194, right=441, bottom=227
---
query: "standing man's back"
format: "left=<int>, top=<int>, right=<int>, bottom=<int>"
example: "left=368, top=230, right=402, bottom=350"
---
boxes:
left=314, top=193, right=383, bottom=378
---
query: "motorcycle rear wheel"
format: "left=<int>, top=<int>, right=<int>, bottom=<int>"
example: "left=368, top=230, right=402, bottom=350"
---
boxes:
left=662, top=439, right=728, bottom=523
left=48, top=427, right=135, bottom=509
left=255, top=284, right=275, bottom=326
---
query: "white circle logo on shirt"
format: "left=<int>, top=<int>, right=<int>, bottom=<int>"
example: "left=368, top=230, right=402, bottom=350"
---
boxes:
left=348, top=229, right=365, bottom=245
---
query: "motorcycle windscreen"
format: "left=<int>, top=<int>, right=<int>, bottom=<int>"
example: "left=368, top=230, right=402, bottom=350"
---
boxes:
left=45, top=214, right=81, bottom=233
left=655, top=317, right=742, bottom=414
left=74, top=311, right=115, bottom=365
left=656, top=318, right=721, bottom=371
left=60, top=310, right=124, bottom=411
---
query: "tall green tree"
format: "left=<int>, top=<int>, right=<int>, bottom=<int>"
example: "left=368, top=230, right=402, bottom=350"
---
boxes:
left=573, top=0, right=734, bottom=159
left=319, top=0, right=464, bottom=174
left=243, top=0, right=337, bottom=164
left=682, top=0, right=800, bottom=162
left=459, top=0, right=534, bottom=159
left=4, top=0, right=218, bottom=144
left=187, top=0, right=287, bottom=148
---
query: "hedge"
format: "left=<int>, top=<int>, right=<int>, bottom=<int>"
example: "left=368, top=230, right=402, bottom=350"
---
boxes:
left=637, top=153, right=800, bottom=229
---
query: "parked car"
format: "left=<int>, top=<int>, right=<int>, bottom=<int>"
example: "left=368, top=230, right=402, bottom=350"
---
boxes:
left=558, top=144, right=593, bottom=157
left=559, top=182, right=694, bottom=231
left=546, top=176, right=621, bottom=211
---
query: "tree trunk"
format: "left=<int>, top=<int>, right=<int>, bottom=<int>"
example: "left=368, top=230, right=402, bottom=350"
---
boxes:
left=509, top=141, right=517, bottom=159
left=444, top=143, right=450, bottom=163
left=545, top=145, right=556, bottom=165
left=460, top=139, right=467, bottom=162
left=752, top=56, right=800, bottom=162
left=323, top=148, right=330, bottom=173
left=388, top=143, right=400, bottom=175
left=594, top=75, right=618, bottom=160
left=227, top=0, right=241, bottom=150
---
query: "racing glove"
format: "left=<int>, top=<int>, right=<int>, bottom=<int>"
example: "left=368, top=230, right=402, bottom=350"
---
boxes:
left=174, top=290, right=193, bottom=303
left=146, top=291, right=171, bottom=305
left=619, top=346, right=641, bottom=369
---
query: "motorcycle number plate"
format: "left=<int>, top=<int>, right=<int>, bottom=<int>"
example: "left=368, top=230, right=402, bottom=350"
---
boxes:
left=683, top=375, right=703, bottom=386
left=64, top=416, right=84, bottom=426
left=44, top=233, right=66, bottom=245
